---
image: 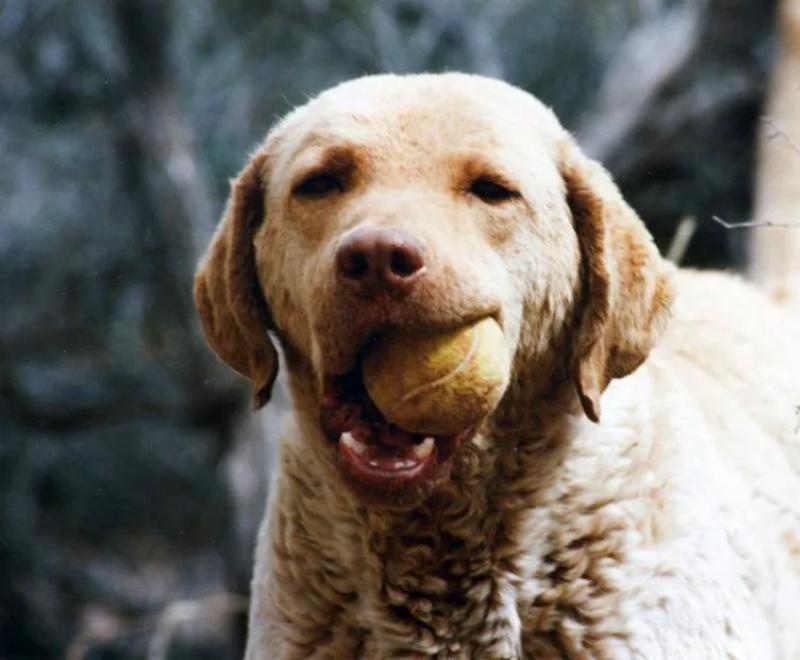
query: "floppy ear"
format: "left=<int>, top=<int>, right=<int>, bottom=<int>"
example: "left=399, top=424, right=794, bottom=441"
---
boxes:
left=560, top=138, right=675, bottom=422
left=194, top=152, right=279, bottom=409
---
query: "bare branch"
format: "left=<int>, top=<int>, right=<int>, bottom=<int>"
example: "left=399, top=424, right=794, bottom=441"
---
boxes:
left=666, top=214, right=698, bottom=264
left=577, top=4, right=701, bottom=161
left=66, top=608, right=149, bottom=660
left=761, top=116, right=800, bottom=158
left=65, top=593, right=248, bottom=660
left=147, top=593, right=249, bottom=660
left=711, top=215, right=800, bottom=230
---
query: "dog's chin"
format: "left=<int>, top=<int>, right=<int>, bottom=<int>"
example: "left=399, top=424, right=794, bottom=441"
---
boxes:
left=320, top=371, right=476, bottom=509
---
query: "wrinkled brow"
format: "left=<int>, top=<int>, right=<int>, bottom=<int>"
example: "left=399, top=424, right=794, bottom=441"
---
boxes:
left=291, top=144, right=366, bottom=187
left=452, top=152, right=519, bottom=190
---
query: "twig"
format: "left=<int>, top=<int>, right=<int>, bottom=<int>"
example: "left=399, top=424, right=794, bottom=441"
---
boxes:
left=65, top=593, right=248, bottom=660
left=65, top=609, right=148, bottom=660
left=711, top=215, right=800, bottom=230
left=761, top=116, right=800, bottom=158
left=147, top=593, right=249, bottom=660
left=666, top=214, right=697, bottom=264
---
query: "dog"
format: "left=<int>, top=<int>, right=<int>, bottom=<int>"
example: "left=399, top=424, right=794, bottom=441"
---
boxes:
left=194, top=72, right=800, bottom=658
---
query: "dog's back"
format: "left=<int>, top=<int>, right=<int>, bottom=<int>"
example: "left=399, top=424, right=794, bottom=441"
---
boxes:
left=657, top=5, right=800, bottom=649
left=738, top=0, right=800, bottom=477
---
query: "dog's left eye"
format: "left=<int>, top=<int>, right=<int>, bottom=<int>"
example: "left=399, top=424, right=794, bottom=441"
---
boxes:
left=295, top=173, right=343, bottom=197
left=468, top=177, right=519, bottom=203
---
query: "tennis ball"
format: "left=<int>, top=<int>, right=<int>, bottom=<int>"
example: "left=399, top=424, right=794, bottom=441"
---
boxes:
left=362, top=318, right=511, bottom=436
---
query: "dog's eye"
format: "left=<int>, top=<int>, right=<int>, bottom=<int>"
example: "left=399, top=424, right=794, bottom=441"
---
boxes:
left=295, top=173, right=343, bottom=197
left=469, top=177, right=519, bottom=203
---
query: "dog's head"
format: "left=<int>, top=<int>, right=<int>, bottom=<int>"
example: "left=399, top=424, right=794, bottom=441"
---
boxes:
left=194, top=74, right=674, bottom=506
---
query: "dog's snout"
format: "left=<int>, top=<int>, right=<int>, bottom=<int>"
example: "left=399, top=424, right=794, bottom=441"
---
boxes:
left=336, top=227, right=425, bottom=297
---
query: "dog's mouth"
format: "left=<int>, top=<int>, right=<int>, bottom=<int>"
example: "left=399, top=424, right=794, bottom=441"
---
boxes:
left=320, top=371, right=472, bottom=504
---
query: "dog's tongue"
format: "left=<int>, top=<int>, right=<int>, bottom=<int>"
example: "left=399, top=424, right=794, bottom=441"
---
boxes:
left=370, top=423, right=416, bottom=448
left=341, top=427, right=434, bottom=466
left=339, top=402, right=435, bottom=468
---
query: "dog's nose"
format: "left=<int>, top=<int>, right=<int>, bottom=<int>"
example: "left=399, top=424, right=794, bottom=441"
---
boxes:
left=336, top=227, right=426, bottom=297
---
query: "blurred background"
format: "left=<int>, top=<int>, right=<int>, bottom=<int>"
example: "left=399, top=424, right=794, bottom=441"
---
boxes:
left=0, top=0, right=780, bottom=657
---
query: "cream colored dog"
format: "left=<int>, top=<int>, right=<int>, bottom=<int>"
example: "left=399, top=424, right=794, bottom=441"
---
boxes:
left=195, top=72, right=800, bottom=658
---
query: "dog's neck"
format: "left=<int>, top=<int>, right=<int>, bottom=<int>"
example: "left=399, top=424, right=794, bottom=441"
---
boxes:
left=276, top=359, right=583, bottom=655
left=362, top=402, right=577, bottom=571
left=270, top=347, right=590, bottom=655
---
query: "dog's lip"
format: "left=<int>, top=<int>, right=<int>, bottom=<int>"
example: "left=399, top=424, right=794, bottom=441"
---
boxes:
left=335, top=428, right=471, bottom=504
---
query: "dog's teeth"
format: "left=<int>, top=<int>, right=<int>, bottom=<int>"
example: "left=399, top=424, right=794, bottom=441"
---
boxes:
left=368, top=459, right=379, bottom=467
left=414, top=437, right=435, bottom=459
left=340, top=432, right=367, bottom=456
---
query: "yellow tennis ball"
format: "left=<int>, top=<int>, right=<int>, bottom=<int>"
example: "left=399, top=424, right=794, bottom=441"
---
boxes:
left=362, top=318, right=511, bottom=436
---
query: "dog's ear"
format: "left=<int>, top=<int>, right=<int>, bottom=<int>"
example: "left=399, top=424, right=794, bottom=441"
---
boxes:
left=560, top=138, right=675, bottom=422
left=194, top=152, right=278, bottom=410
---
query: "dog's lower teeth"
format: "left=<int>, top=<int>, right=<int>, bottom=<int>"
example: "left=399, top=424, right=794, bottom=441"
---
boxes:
left=341, top=432, right=367, bottom=456
left=414, top=437, right=435, bottom=459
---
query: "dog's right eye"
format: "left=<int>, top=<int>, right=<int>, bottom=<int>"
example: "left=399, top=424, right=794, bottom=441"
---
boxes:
left=294, top=173, right=343, bottom=197
left=468, top=177, right=519, bottom=203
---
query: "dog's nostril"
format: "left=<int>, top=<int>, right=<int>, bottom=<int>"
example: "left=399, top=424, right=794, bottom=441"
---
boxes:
left=347, top=251, right=370, bottom=278
left=389, top=247, right=422, bottom=278
left=337, top=242, right=372, bottom=281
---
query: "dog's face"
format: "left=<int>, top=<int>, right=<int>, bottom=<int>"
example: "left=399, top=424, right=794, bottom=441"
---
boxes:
left=195, top=74, right=674, bottom=507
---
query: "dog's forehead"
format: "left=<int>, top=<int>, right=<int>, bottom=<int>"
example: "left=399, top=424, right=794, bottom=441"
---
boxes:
left=271, top=74, right=564, bottom=166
